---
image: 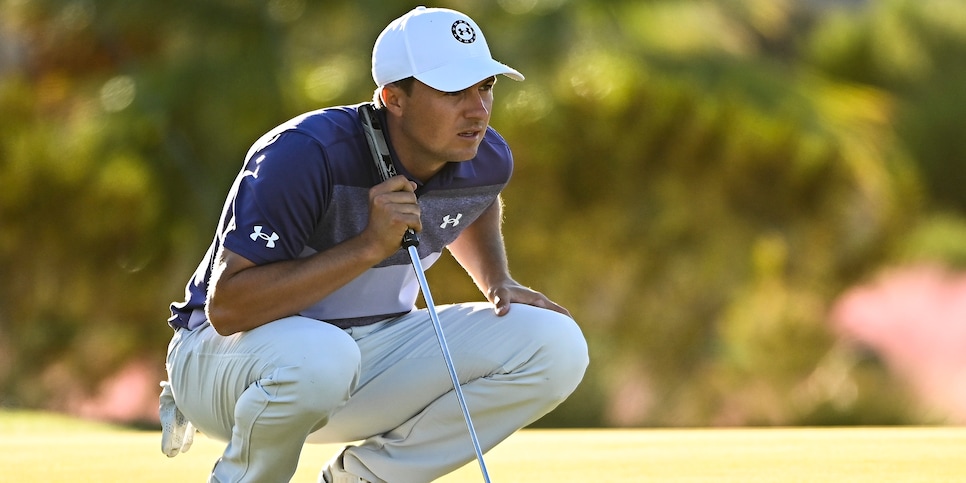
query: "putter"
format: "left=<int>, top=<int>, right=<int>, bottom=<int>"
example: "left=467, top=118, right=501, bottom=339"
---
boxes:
left=360, top=103, right=492, bottom=483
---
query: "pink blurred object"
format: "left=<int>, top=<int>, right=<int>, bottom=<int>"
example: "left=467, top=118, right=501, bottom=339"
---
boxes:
left=68, top=358, right=161, bottom=424
left=831, top=265, right=966, bottom=422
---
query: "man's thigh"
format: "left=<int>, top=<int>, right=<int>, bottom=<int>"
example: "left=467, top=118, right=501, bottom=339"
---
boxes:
left=306, top=302, right=569, bottom=443
left=168, top=316, right=360, bottom=440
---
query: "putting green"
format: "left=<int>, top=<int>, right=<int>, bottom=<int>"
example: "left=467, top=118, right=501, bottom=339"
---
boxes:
left=2, top=411, right=964, bottom=482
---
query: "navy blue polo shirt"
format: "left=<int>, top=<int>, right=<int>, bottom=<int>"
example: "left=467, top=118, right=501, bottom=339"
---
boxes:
left=168, top=103, right=512, bottom=330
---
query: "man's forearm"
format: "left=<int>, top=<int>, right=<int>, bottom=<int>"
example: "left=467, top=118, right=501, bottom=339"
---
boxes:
left=206, top=236, right=385, bottom=335
left=447, top=197, right=512, bottom=296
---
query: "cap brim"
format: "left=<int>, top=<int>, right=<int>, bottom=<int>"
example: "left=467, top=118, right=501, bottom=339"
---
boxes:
left=415, top=57, right=524, bottom=92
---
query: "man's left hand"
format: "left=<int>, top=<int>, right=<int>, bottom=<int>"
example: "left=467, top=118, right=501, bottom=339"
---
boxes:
left=487, top=281, right=572, bottom=318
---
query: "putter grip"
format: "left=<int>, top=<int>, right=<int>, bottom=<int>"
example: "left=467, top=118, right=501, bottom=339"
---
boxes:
left=360, top=104, right=420, bottom=251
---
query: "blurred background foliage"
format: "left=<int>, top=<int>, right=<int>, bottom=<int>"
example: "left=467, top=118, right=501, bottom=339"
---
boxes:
left=2, top=0, right=966, bottom=427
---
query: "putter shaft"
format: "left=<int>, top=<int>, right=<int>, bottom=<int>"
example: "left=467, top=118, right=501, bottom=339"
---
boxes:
left=407, top=245, right=491, bottom=483
left=361, top=104, right=491, bottom=482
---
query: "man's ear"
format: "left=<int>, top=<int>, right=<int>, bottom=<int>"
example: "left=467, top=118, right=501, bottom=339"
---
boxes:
left=381, top=84, right=405, bottom=115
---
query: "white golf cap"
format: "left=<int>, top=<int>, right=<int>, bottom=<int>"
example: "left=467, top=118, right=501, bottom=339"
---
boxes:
left=372, top=6, right=524, bottom=92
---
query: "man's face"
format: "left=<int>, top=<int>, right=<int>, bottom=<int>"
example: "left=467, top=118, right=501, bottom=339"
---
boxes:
left=387, top=77, right=496, bottom=180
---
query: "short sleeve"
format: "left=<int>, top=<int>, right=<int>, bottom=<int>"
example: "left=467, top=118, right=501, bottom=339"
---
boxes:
left=223, top=131, right=330, bottom=265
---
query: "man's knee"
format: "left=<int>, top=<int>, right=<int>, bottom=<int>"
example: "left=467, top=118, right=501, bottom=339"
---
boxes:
left=508, top=304, right=589, bottom=403
left=280, top=340, right=362, bottom=419
left=232, top=351, right=361, bottom=441
left=540, top=315, right=589, bottom=401
left=239, top=324, right=362, bottom=429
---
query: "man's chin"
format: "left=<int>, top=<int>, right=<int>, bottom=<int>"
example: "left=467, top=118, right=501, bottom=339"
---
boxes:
left=448, top=153, right=478, bottom=163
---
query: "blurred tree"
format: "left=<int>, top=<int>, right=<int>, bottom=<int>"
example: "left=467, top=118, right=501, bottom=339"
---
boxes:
left=805, top=0, right=966, bottom=213
left=0, top=0, right=313, bottom=411
left=483, top=0, right=925, bottom=426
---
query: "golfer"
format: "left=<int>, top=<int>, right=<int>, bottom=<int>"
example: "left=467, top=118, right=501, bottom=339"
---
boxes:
left=161, top=6, right=588, bottom=483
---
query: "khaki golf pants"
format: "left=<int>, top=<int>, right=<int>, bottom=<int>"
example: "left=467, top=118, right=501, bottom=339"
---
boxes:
left=165, top=302, right=588, bottom=483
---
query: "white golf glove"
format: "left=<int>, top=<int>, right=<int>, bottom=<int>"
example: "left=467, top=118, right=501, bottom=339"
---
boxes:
left=159, top=380, right=195, bottom=457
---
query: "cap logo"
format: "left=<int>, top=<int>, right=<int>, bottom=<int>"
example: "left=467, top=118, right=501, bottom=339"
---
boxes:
left=451, top=20, right=476, bottom=44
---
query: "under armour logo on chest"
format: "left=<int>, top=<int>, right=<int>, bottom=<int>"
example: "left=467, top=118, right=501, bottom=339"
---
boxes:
left=250, top=225, right=279, bottom=248
left=440, top=214, right=462, bottom=228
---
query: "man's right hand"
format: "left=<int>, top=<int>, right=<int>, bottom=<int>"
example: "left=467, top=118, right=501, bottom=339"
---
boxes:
left=364, top=175, right=421, bottom=257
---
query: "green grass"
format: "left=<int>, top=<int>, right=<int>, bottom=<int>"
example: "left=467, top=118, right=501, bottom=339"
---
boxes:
left=2, top=411, right=965, bottom=482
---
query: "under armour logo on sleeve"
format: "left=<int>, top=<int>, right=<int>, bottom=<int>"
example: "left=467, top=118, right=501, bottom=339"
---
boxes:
left=250, top=225, right=279, bottom=248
